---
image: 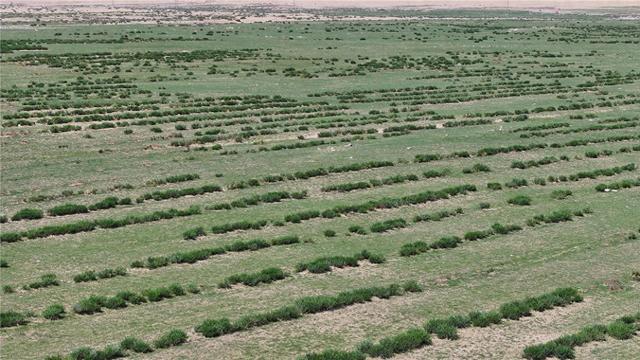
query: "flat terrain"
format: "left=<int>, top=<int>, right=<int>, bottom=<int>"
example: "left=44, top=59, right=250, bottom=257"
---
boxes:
left=0, top=6, right=639, bottom=360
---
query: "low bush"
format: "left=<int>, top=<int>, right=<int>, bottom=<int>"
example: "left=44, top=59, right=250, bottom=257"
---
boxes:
left=413, top=208, right=463, bottom=222
left=551, top=189, right=572, bottom=200
left=219, top=267, right=287, bottom=288
left=487, top=182, right=502, bottom=190
left=505, top=178, right=528, bottom=188
left=154, top=329, right=187, bottom=348
left=12, top=208, right=43, bottom=221
left=48, top=203, right=89, bottom=216
left=370, top=218, right=406, bottom=233
left=24, top=273, right=59, bottom=290
left=462, top=163, right=491, bottom=174
left=358, top=328, right=431, bottom=358
left=348, top=225, right=367, bottom=235
left=508, top=195, right=532, bottom=206
left=0, top=311, right=28, bottom=328
left=299, top=350, right=366, bottom=360
left=211, top=219, right=268, bottom=234
left=183, top=226, right=206, bottom=240
left=42, top=304, right=65, bottom=320
left=323, top=229, right=336, bottom=237
left=120, top=337, right=153, bottom=353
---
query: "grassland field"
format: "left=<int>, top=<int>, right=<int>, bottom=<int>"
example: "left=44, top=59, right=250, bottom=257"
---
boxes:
left=0, top=6, right=639, bottom=360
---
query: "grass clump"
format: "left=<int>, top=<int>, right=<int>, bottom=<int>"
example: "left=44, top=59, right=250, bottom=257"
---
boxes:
left=153, top=329, right=187, bottom=348
left=120, top=337, right=153, bottom=353
left=42, top=304, right=65, bottom=320
left=358, top=328, right=431, bottom=358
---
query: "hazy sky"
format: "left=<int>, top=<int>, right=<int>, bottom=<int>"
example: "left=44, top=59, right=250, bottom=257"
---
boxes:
left=2, top=0, right=639, bottom=9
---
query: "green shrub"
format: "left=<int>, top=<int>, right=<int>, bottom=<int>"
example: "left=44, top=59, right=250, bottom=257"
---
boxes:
left=25, top=273, right=60, bottom=290
left=551, top=189, right=572, bottom=200
left=606, top=321, right=637, bottom=340
left=219, top=267, right=287, bottom=288
left=370, top=218, right=406, bottom=233
left=12, top=208, right=43, bottom=221
left=508, top=194, right=532, bottom=206
left=196, top=318, right=233, bottom=337
left=487, top=182, right=502, bottom=190
left=154, top=329, right=187, bottom=348
left=425, top=319, right=459, bottom=339
left=42, top=304, right=65, bottom=320
left=48, top=203, right=89, bottom=216
left=430, top=236, right=462, bottom=249
left=462, top=163, right=491, bottom=174
left=298, top=350, right=366, bottom=360
left=120, top=336, right=153, bottom=353
left=0, top=311, right=28, bottom=328
left=103, top=296, right=127, bottom=309
left=183, top=226, right=206, bottom=240
left=323, top=229, right=336, bottom=237
left=399, top=241, right=429, bottom=256
left=468, top=311, right=502, bottom=327
left=358, top=328, right=431, bottom=358
left=3, top=285, right=14, bottom=294
left=499, top=300, right=532, bottom=320
left=73, top=296, right=105, bottom=314
left=348, top=225, right=367, bottom=235
left=0, top=232, right=21, bottom=243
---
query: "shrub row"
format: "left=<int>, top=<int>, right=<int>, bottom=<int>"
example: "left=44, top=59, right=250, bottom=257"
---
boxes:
left=134, top=236, right=299, bottom=269
left=23, top=273, right=60, bottom=290
left=511, top=156, right=560, bottom=169
left=210, top=219, right=268, bottom=234
left=137, top=184, right=222, bottom=202
left=73, top=283, right=197, bottom=315
left=1, top=206, right=201, bottom=243
left=595, top=177, right=640, bottom=192
left=197, top=282, right=422, bottom=339
left=11, top=208, right=43, bottom=221
left=218, top=267, right=287, bottom=288
left=321, top=174, right=419, bottom=193
left=299, top=287, right=583, bottom=360
left=557, top=163, right=636, bottom=182
left=207, top=191, right=306, bottom=210
left=400, top=236, right=463, bottom=256
left=46, top=329, right=187, bottom=359
left=526, top=208, right=592, bottom=227
left=147, top=173, right=199, bottom=186
left=523, top=312, right=640, bottom=359
left=400, top=222, right=521, bottom=257
left=73, top=267, right=127, bottom=283
left=295, top=250, right=385, bottom=274
left=462, top=163, right=491, bottom=174
left=0, top=311, right=29, bottom=328
left=413, top=207, right=464, bottom=223
left=284, top=184, right=476, bottom=224
left=370, top=218, right=407, bottom=233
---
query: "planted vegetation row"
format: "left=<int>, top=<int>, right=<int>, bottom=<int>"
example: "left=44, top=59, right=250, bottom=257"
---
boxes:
left=400, top=222, right=522, bottom=257
left=295, top=250, right=385, bottom=274
left=206, top=190, right=307, bottom=210
left=45, top=329, right=188, bottom=359
left=595, top=177, right=640, bottom=192
left=137, top=184, right=222, bottom=203
left=1, top=206, right=200, bottom=243
left=300, top=287, right=583, bottom=360
left=523, top=312, right=640, bottom=359
left=73, top=283, right=199, bottom=315
left=135, top=235, right=300, bottom=269
left=47, top=196, right=132, bottom=217
left=228, top=160, right=395, bottom=190
left=526, top=207, right=593, bottom=227
left=283, top=184, right=476, bottom=224
left=321, top=174, right=420, bottom=193
left=196, top=281, right=422, bottom=339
